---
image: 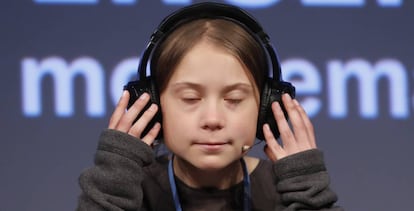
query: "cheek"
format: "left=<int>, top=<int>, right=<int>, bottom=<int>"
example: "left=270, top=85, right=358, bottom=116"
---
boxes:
left=231, top=105, right=259, bottom=141
left=160, top=102, right=174, bottom=136
left=160, top=95, right=189, bottom=146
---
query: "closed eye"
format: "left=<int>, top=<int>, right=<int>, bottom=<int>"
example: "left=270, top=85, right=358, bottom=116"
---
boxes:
left=225, top=98, right=243, bottom=105
left=182, top=98, right=201, bottom=104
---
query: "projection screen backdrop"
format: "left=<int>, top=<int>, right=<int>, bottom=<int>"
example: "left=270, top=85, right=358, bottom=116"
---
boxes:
left=1, top=1, right=413, bottom=210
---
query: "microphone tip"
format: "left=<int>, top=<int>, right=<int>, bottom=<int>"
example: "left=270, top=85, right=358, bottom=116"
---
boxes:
left=242, top=145, right=251, bottom=153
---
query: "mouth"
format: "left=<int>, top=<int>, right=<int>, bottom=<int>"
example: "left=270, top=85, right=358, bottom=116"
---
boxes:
left=193, top=140, right=231, bottom=152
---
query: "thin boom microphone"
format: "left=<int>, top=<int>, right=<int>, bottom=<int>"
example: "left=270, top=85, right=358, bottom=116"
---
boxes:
left=241, top=145, right=251, bottom=153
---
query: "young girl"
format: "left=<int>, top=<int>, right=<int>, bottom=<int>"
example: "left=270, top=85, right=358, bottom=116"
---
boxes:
left=77, top=3, right=342, bottom=210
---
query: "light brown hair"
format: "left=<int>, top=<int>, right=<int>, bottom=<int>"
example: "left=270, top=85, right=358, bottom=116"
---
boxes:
left=150, top=18, right=268, bottom=94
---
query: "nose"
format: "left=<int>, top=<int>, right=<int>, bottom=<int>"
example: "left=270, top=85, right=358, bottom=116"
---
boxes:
left=200, top=100, right=225, bottom=131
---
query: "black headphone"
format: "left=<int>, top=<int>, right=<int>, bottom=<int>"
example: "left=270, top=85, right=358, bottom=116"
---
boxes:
left=124, top=2, right=295, bottom=140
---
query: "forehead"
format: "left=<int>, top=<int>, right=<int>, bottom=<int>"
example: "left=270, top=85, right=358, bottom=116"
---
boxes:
left=168, top=40, right=254, bottom=86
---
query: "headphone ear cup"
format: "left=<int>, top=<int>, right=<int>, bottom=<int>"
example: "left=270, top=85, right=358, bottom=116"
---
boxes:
left=256, top=78, right=295, bottom=140
left=124, top=77, right=163, bottom=139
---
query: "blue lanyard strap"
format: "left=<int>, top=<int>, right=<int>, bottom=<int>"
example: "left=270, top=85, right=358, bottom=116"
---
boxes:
left=240, top=157, right=252, bottom=211
left=168, top=157, right=182, bottom=211
left=168, top=157, right=251, bottom=211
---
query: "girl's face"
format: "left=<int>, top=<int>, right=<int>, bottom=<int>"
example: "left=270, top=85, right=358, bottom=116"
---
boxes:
left=160, top=39, right=260, bottom=171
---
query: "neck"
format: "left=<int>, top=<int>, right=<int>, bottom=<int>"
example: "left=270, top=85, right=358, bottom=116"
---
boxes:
left=173, top=156, right=244, bottom=189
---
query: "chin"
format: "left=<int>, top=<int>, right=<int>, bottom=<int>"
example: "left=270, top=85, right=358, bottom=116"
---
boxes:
left=189, top=154, right=240, bottom=171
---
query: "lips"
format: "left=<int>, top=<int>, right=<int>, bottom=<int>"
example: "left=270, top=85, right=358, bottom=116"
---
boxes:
left=193, top=139, right=230, bottom=145
left=193, top=140, right=230, bottom=152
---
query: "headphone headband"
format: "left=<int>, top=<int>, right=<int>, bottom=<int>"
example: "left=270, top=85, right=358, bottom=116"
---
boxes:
left=138, top=2, right=281, bottom=81
left=155, top=3, right=266, bottom=42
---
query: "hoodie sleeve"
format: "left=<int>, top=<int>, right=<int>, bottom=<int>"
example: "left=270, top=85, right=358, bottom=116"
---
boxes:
left=273, top=149, right=343, bottom=211
left=76, top=129, right=154, bottom=211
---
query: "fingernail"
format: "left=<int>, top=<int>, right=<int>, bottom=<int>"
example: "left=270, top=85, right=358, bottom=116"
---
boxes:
left=283, top=93, right=291, bottom=99
left=139, top=93, right=148, bottom=100
left=293, top=99, right=300, bottom=105
left=119, top=91, right=128, bottom=101
left=154, top=122, right=161, bottom=129
left=149, top=104, right=157, bottom=111
left=264, top=124, right=271, bottom=131
left=121, top=90, right=128, bottom=98
left=274, top=102, right=282, bottom=110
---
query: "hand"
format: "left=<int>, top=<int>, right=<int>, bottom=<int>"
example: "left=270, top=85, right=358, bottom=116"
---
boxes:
left=108, top=91, right=161, bottom=146
left=263, top=93, right=317, bottom=162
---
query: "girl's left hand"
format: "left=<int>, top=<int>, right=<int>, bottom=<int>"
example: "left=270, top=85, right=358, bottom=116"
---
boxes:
left=263, top=93, right=317, bottom=162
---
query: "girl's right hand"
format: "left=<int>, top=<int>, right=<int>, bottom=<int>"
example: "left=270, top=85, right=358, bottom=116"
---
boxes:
left=108, top=91, right=161, bottom=146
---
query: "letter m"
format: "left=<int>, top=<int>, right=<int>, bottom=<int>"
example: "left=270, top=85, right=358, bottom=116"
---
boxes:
left=327, top=59, right=409, bottom=119
left=22, top=57, right=105, bottom=117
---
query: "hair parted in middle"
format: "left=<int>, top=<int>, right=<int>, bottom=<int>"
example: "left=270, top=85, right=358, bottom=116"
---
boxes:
left=150, top=18, right=268, bottom=95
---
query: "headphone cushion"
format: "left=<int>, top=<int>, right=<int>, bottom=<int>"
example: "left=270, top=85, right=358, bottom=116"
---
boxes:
left=124, top=78, right=162, bottom=139
left=256, top=78, right=295, bottom=140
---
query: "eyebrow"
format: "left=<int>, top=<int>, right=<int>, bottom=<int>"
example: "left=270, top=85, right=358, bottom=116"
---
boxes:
left=222, top=83, right=254, bottom=93
left=170, top=82, right=202, bottom=90
left=170, top=82, right=254, bottom=93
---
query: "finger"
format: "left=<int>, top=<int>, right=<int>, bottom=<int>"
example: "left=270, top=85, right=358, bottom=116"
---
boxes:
left=281, top=94, right=308, bottom=147
left=263, top=124, right=285, bottom=161
left=141, top=122, right=161, bottom=146
left=272, top=101, right=296, bottom=151
left=117, top=93, right=150, bottom=132
left=294, top=99, right=317, bottom=148
left=108, top=91, right=129, bottom=129
left=129, top=104, right=159, bottom=138
left=264, top=145, right=277, bottom=162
